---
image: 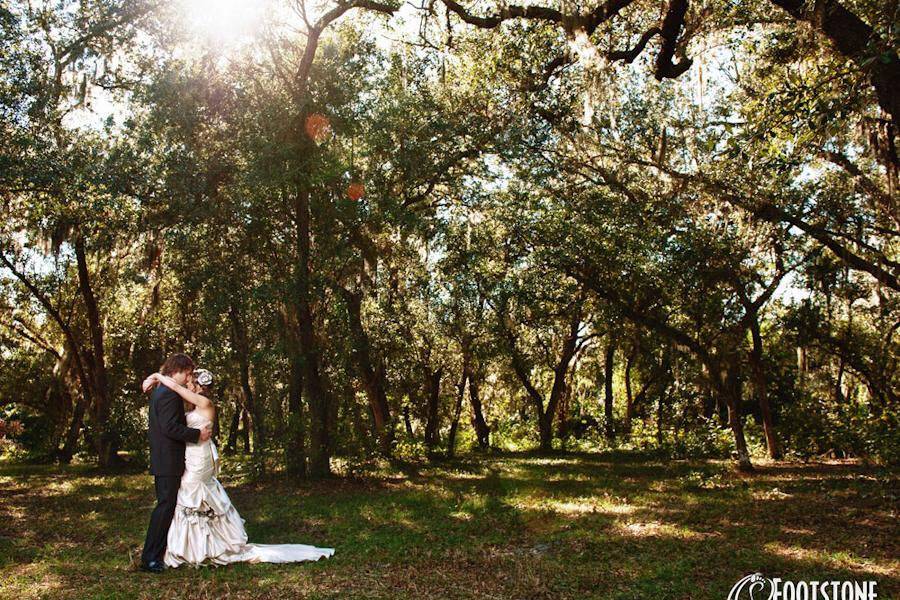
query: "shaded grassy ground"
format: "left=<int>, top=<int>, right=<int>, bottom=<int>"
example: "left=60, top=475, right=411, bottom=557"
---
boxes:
left=0, top=453, right=897, bottom=599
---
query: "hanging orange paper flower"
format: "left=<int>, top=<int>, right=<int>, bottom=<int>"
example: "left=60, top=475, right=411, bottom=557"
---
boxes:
left=347, top=182, right=365, bottom=201
left=304, top=113, right=331, bottom=144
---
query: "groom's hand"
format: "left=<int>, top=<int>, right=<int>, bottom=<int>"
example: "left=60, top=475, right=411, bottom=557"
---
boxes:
left=199, top=425, right=212, bottom=442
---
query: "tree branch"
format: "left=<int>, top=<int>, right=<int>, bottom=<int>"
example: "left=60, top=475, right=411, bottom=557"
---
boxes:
left=296, top=0, right=398, bottom=92
left=440, top=0, right=639, bottom=34
left=821, top=150, right=897, bottom=227
left=654, top=0, right=693, bottom=80
left=608, top=27, right=660, bottom=63
left=767, top=0, right=900, bottom=120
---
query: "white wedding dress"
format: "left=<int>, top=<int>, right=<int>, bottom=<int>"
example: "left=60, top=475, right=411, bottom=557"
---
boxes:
left=163, top=410, right=335, bottom=568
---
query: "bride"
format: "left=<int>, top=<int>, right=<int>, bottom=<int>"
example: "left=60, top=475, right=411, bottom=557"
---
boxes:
left=142, top=368, right=334, bottom=568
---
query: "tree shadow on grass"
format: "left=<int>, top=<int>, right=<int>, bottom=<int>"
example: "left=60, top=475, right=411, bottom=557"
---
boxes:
left=0, top=457, right=896, bottom=599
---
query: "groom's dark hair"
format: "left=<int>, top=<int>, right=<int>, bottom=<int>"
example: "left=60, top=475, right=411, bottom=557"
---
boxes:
left=160, top=353, right=195, bottom=376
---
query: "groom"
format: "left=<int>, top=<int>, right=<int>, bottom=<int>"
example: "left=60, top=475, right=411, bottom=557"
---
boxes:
left=140, top=353, right=212, bottom=573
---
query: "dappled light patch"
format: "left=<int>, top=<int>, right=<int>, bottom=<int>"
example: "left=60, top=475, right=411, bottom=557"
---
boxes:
left=752, top=487, right=794, bottom=500
left=764, top=542, right=899, bottom=579
left=552, top=499, right=637, bottom=516
left=448, top=510, right=473, bottom=521
left=615, top=520, right=716, bottom=540
left=510, top=494, right=639, bottom=519
left=4, top=562, right=66, bottom=596
left=781, top=526, right=817, bottom=536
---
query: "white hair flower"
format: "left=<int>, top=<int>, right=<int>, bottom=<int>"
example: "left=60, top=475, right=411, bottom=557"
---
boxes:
left=194, top=368, right=214, bottom=387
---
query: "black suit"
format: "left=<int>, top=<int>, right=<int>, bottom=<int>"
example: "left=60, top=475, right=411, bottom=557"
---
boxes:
left=141, top=384, right=201, bottom=565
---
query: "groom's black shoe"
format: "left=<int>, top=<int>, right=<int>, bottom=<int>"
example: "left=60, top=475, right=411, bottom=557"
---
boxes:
left=140, top=560, right=165, bottom=573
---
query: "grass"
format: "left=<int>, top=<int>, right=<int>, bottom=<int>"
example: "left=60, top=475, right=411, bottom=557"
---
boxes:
left=0, top=452, right=897, bottom=599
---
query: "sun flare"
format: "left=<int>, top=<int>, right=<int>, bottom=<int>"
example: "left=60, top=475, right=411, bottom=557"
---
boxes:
left=180, top=0, right=268, bottom=45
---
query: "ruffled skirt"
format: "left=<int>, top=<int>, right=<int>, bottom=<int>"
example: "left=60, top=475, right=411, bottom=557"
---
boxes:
left=164, top=441, right=334, bottom=567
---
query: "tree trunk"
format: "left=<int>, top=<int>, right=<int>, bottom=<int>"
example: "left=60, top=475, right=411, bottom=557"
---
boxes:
left=543, top=309, right=582, bottom=453
left=348, top=387, right=375, bottom=452
left=74, top=236, right=117, bottom=467
left=719, top=362, right=753, bottom=471
left=467, top=360, right=490, bottom=450
left=49, top=351, right=81, bottom=463
left=447, top=359, right=467, bottom=458
left=538, top=410, right=554, bottom=453
left=286, top=350, right=307, bottom=477
left=277, top=304, right=307, bottom=475
left=213, top=406, right=221, bottom=443
left=624, top=349, right=635, bottom=433
left=655, top=351, right=673, bottom=449
left=286, top=0, right=400, bottom=475
left=57, top=388, right=85, bottom=463
left=424, top=365, right=442, bottom=452
left=230, top=305, right=265, bottom=468
left=603, top=341, right=616, bottom=442
left=702, top=389, right=716, bottom=420
left=342, top=287, right=393, bottom=454
left=225, top=398, right=241, bottom=454
left=749, top=314, right=781, bottom=459
left=656, top=383, right=665, bottom=447
left=403, top=405, right=414, bottom=438
left=555, top=373, right=571, bottom=448
left=501, top=303, right=581, bottom=455
left=832, top=354, right=845, bottom=403
left=240, top=408, right=251, bottom=453
left=727, top=400, right=752, bottom=471
left=294, top=188, right=333, bottom=477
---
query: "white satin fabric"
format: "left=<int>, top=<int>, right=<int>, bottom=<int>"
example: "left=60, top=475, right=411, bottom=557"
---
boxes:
left=163, top=410, right=335, bottom=568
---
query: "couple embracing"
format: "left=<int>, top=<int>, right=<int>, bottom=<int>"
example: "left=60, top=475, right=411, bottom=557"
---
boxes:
left=139, top=353, right=334, bottom=572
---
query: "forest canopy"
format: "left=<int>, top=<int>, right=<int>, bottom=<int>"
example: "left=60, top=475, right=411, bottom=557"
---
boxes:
left=1, top=0, right=897, bottom=474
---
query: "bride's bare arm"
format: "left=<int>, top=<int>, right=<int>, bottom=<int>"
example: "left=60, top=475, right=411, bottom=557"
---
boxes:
left=142, top=374, right=159, bottom=394
left=153, top=373, right=212, bottom=409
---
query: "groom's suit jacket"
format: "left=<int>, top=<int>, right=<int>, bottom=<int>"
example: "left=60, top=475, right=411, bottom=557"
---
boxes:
left=148, top=384, right=201, bottom=476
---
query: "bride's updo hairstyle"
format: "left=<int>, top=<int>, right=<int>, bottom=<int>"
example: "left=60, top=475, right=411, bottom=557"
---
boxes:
left=193, top=368, right=214, bottom=397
